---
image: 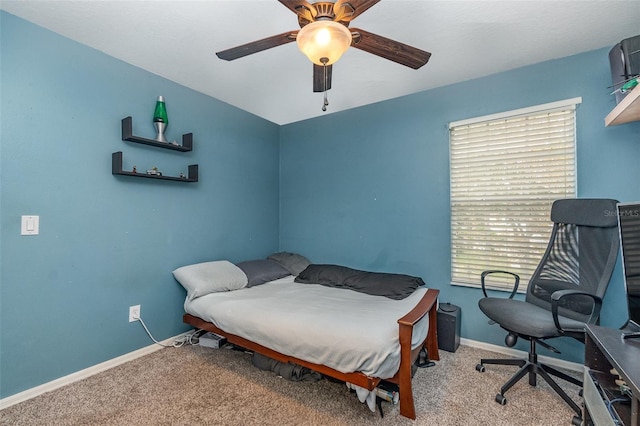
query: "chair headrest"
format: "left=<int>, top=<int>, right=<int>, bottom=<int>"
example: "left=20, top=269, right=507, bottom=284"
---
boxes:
left=551, top=198, right=619, bottom=227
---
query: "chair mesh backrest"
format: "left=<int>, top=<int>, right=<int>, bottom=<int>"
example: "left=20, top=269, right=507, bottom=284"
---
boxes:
left=526, top=199, right=620, bottom=323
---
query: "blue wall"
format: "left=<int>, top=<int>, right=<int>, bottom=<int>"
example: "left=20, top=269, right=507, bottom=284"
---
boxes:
left=280, top=48, right=640, bottom=362
left=0, top=12, right=281, bottom=398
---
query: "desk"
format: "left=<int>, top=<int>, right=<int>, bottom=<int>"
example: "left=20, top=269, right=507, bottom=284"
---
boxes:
left=584, top=325, right=640, bottom=426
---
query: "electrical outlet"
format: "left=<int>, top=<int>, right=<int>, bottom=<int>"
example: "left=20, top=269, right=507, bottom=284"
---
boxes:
left=129, top=305, right=140, bottom=322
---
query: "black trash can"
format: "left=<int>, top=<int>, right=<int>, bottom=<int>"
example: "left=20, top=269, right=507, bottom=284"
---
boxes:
left=437, top=302, right=461, bottom=352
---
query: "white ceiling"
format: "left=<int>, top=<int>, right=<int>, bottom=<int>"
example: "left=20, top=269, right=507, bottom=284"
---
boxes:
left=2, top=1, right=639, bottom=125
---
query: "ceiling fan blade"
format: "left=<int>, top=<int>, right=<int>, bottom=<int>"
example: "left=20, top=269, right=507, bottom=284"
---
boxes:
left=334, top=0, right=380, bottom=22
left=278, top=0, right=317, bottom=21
left=313, top=64, right=333, bottom=92
left=350, top=28, right=431, bottom=69
left=216, top=31, right=298, bottom=61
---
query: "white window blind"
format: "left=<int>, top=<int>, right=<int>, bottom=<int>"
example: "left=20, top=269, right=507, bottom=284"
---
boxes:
left=449, top=99, right=579, bottom=291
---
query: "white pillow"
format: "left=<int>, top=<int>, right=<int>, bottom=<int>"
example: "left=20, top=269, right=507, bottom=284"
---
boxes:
left=172, top=260, right=248, bottom=301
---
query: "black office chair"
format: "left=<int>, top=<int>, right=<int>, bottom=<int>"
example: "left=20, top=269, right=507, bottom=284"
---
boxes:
left=476, top=198, right=620, bottom=421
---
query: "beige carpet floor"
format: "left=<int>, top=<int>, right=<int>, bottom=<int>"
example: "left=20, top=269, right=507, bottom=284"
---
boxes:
left=1, top=343, right=581, bottom=425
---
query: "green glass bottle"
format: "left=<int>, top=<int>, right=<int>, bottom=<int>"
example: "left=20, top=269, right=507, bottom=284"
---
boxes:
left=153, top=96, right=168, bottom=142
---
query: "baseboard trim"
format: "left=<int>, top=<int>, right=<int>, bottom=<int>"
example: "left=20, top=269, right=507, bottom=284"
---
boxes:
left=0, top=331, right=193, bottom=411
left=459, top=337, right=583, bottom=373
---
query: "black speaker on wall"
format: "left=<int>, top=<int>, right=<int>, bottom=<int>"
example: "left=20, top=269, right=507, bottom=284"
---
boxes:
left=437, top=303, right=461, bottom=353
left=609, top=34, right=640, bottom=104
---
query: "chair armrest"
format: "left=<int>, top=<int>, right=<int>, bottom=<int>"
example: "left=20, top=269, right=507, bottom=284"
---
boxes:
left=480, top=270, right=520, bottom=299
left=550, top=290, right=603, bottom=333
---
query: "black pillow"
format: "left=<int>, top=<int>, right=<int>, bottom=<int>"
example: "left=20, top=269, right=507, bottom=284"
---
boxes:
left=235, top=259, right=291, bottom=287
left=296, top=264, right=425, bottom=300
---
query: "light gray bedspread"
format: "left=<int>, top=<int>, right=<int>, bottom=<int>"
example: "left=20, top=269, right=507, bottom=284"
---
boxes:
left=185, top=275, right=429, bottom=379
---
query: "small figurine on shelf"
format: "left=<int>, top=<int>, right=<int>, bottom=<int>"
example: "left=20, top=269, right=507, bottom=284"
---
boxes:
left=132, top=165, right=137, bottom=174
left=146, top=166, right=162, bottom=176
left=153, top=96, right=169, bottom=143
left=179, top=172, right=186, bottom=179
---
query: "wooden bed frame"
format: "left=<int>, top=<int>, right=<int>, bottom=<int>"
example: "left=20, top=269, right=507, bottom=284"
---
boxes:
left=183, top=287, right=440, bottom=420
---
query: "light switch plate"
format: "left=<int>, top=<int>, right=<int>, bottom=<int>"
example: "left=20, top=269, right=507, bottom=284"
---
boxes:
left=21, top=215, right=39, bottom=235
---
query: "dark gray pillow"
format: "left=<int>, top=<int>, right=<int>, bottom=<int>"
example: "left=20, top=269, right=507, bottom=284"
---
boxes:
left=235, top=259, right=291, bottom=287
left=267, top=252, right=311, bottom=276
left=295, top=264, right=425, bottom=300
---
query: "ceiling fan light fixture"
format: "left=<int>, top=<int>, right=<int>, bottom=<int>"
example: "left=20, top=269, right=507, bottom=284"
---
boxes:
left=296, top=20, right=352, bottom=66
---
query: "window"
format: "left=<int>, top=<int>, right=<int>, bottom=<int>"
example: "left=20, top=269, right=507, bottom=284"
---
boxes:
left=449, top=98, right=579, bottom=291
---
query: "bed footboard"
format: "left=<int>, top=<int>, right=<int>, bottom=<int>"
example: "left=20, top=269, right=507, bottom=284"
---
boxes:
left=183, top=287, right=440, bottom=420
left=387, top=287, right=440, bottom=419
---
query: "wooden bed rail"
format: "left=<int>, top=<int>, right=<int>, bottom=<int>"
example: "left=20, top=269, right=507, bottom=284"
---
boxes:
left=183, top=287, right=440, bottom=420
left=183, top=313, right=381, bottom=390
left=388, top=288, right=440, bottom=419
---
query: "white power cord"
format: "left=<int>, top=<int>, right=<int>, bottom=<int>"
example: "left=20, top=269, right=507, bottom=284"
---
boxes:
left=136, top=316, right=202, bottom=348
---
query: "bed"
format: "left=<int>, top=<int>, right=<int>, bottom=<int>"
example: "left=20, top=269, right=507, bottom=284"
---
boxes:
left=174, top=253, right=440, bottom=420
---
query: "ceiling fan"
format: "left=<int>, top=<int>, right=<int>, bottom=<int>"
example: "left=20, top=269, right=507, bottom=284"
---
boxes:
left=216, top=0, right=431, bottom=109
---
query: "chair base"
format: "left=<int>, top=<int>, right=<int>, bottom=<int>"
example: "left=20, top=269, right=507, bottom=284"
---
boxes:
left=477, top=344, right=582, bottom=417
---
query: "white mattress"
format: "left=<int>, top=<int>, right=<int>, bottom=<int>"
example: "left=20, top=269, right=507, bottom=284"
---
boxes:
left=185, top=275, right=429, bottom=379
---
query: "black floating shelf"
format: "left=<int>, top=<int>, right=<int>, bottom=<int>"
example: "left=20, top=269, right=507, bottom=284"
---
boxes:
left=121, top=116, right=192, bottom=152
left=112, top=152, right=198, bottom=183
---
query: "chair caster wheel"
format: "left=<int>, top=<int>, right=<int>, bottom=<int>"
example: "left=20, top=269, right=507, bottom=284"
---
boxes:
left=495, top=394, right=507, bottom=405
left=571, top=415, right=582, bottom=425
left=476, top=364, right=486, bottom=372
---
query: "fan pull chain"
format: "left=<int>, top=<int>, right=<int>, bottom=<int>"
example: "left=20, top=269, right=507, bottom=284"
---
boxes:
left=321, top=58, right=329, bottom=112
